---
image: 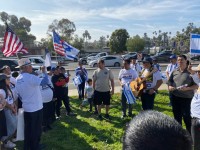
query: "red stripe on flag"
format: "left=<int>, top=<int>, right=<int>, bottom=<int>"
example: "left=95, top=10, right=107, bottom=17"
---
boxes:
left=2, top=25, right=28, bottom=57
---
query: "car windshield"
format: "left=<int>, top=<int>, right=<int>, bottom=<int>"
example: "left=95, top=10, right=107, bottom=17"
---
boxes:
left=88, top=53, right=97, bottom=57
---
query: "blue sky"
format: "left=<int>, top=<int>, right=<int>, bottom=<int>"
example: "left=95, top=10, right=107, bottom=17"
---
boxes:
left=1, top=0, right=200, bottom=41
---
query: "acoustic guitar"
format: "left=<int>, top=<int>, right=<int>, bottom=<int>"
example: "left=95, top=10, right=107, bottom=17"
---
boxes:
left=130, top=68, right=158, bottom=97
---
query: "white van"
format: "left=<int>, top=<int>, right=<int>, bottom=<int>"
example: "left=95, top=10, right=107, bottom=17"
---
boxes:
left=87, top=52, right=108, bottom=63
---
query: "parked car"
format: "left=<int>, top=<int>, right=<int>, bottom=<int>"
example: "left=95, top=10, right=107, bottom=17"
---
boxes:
left=191, top=55, right=200, bottom=61
left=151, top=50, right=173, bottom=62
left=28, top=57, right=57, bottom=67
left=87, top=52, right=108, bottom=63
left=88, top=55, right=122, bottom=67
left=79, top=53, right=97, bottom=65
left=0, top=58, right=38, bottom=71
left=129, top=53, right=150, bottom=61
left=121, top=52, right=137, bottom=60
left=0, top=59, right=19, bottom=71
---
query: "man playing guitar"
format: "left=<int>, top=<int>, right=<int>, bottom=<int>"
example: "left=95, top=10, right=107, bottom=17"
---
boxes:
left=140, top=57, right=163, bottom=110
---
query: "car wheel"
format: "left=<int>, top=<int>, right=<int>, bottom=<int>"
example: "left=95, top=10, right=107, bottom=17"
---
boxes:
left=74, top=58, right=78, bottom=62
left=114, top=62, right=120, bottom=67
left=82, top=60, right=87, bottom=65
left=198, top=57, right=200, bottom=61
left=93, top=63, right=97, bottom=67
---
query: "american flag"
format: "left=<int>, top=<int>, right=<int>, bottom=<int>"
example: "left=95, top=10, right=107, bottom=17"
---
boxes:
left=53, top=31, right=65, bottom=56
left=2, top=24, right=28, bottom=57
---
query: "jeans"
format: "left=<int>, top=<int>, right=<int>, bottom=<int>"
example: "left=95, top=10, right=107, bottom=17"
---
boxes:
left=4, top=108, right=17, bottom=137
left=121, top=92, right=133, bottom=116
left=141, top=92, right=155, bottom=110
left=78, top=81, right=85, bottom=99
left=171, top=94, right=192, bottom=133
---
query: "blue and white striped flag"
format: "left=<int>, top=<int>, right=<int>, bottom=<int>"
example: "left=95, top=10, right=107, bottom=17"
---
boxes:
left=123, top=83, right=136, bottom=104
left=190, top=34, right=200, bottom=54
left=72, top=75, right=82, bottom=86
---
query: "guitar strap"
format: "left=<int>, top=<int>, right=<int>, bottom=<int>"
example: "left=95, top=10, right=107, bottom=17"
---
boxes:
left=140, top=66, right=154, bottom=82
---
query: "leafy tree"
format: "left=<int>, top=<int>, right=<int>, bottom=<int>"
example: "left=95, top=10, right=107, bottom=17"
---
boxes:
left=98, top=36, right=106, bottom=49
left=109, top=29, right=129, bottom=53
left=126, top=35, right=145, bottom=52
left=143, top=33, right=151, bottom=49
left=47, top=18, right=76, bottom=42
left=0, top=11, right=36, bottom=47
left=173, top=22, right=200, bottom=52
left=72, top=34, right=84, bottom=51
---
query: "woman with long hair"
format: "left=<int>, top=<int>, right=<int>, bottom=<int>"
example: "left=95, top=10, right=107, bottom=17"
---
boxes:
left=0, top=74, right=17, bottom=149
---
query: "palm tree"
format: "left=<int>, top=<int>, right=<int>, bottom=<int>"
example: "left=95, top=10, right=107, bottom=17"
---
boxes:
left=82, top=30, right=91, bottom=50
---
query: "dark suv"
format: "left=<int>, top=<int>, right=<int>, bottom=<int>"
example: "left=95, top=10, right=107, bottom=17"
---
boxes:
left=151, top=50, right=173, bottom=62
left=0, top=59, right=38, bottom=72
left=0, top=59, right=19, bottom=71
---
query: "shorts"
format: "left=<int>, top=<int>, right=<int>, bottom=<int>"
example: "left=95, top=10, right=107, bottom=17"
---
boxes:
left=94, top=90, right=111, bottom=105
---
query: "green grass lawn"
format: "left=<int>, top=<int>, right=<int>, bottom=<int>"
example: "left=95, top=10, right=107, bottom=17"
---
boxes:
left=16, top=90, right=174, bottom=150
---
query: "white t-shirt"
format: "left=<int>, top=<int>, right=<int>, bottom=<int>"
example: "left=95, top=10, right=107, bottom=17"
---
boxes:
left=38, top=74, right=53, bottom=103
left=166, top=63, right=178, bottom=77
left=16, top=73, right=43, bottom=112
left=130, top=63, right=142, bottom=74
left=0, top=89, right=14, bottom=105
left=85, top=85, right=93, bottom=98
left=141, top=69, right=162, bottom=89
left=118, top=68, right=138, bottom=85
left=40, top=85, right=53, bottom=103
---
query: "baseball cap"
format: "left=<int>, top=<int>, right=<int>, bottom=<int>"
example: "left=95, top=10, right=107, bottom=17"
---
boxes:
left=142, top=57, right=153, bottom=64
left=169, top=54, right=177, bottom=59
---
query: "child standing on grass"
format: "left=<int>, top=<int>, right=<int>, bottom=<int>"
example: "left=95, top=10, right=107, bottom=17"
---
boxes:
left=80, top=79, right=97, bottom=113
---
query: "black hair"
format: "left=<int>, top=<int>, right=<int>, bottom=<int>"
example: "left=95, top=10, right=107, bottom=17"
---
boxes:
left=187, top=60, right=191, bottom=66
left=178, top=54, right=187, bottom=60
left=0, top=79, right=13, bottom=99
left=59, top=67, right=65, bottom=70
left=12, top=71, right=19, bottom=78
left=99, top=59, right=105, bottom=64
left=123, top=110, right=192, bottom=150
left=87, top=78, right=92, bottom=84
left=124, top=59, right=131, bottom=64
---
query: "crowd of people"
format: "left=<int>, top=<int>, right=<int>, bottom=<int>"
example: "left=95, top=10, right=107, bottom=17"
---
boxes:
left=0, top=54, right=200, bottom=149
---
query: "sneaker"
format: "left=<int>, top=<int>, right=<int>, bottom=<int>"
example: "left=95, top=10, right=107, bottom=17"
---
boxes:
left=56, top=116, right=61, bottom=120
left=98, top=114, right=103, bottom=120
left=4, top=140, right=16, bottom=148
left=104, top=114, right=111, bottom=120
